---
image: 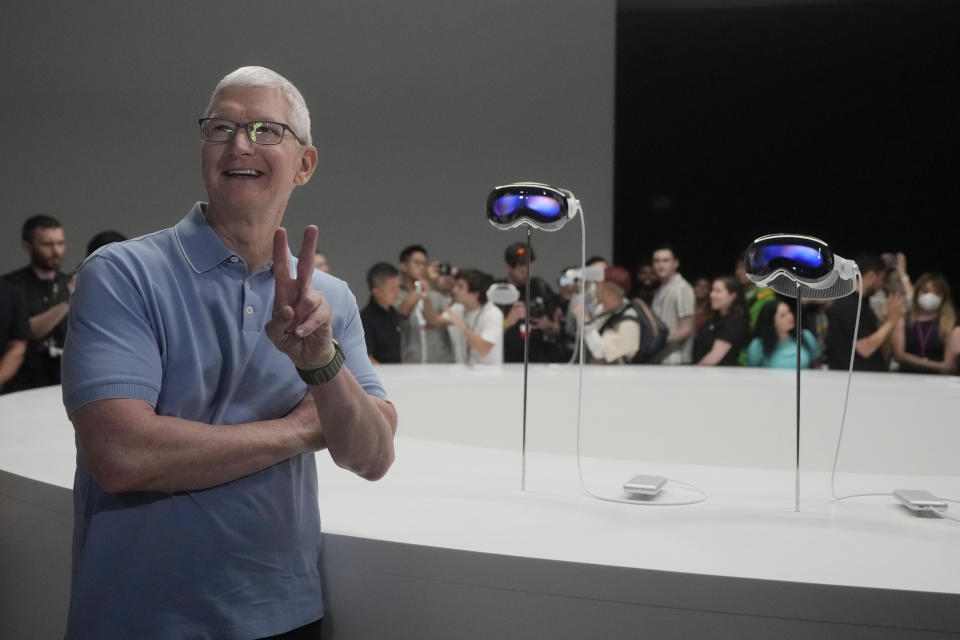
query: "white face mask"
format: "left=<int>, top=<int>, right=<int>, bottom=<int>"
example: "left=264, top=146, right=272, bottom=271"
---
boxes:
left=917, top=292, right=943, bottom=312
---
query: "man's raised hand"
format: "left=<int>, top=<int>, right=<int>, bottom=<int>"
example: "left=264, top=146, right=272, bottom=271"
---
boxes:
left=265, top=226, right=335, bottom=369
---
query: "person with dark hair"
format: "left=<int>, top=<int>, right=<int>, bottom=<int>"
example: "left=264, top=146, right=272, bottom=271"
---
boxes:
left=86, top=230, right=127, bottom=257
left=0, top=279, right=30, bottom=393
left=360, top=262, right=402, bottom=364
left=693, top=276, right=749, bottom=366
left=891, top=272, right=960, bottom=374
left=692, top=276, right=711, bottom=333
left=632, top=263, right=659, bottom=306
left=395, top=244, right=454, bottom=363
left=650, top=245, right=696, bottom=364
left=826, top=253, right=904, bottom=371
left=442, top=268, right=503, bottom=365
left=2, top=214, right=73, bottom=391
left=746, top=298, right=820, bottom=369
left=497, top=242, right=567, bottom=362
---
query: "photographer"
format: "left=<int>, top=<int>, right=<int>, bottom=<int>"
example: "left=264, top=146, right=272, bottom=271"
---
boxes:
left=580, top=266, right=641, bottom=364
left=497, top=243, right=568, bottom=363
left=442, top=269, right=503, bottom=365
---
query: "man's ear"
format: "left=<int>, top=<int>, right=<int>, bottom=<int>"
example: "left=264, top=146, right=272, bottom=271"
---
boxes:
left=294, top=145, right=318, bottom=186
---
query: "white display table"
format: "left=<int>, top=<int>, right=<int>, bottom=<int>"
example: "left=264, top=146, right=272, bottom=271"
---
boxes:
left=2, top=366, right=959, bottom=639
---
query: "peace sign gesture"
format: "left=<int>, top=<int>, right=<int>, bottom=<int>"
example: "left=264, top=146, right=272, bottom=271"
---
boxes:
left=265, top=225, right=335, bottom=369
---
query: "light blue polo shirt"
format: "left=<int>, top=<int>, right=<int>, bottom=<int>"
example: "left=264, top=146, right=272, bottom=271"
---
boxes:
left=61, top=202, right=385, bottom=640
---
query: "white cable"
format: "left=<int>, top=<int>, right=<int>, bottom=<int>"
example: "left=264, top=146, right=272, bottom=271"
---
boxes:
left=571, top=201, right=705, bottom=507
left=829, top=269, right=864, bottom=501
left=827, top=274, right=960, bottom=513
left=937, top=511, right=960, bottom=524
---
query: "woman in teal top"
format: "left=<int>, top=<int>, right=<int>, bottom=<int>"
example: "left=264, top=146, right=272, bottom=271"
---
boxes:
left=746, top=299, right=820, bottom=369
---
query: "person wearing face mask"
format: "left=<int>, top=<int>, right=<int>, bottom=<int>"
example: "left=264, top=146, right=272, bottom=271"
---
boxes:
left=892, top=272, right=960, bottom=374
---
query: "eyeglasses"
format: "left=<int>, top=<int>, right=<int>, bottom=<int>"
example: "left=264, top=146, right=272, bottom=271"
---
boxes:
left=198, top=118, right=305, bottom=145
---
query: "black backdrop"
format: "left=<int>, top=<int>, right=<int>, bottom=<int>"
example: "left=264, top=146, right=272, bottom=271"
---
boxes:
left=615, top=0, right=959, bottom=293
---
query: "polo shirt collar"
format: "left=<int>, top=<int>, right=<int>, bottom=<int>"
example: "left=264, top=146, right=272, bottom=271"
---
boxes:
left=175, top=202, right=237, bottom=274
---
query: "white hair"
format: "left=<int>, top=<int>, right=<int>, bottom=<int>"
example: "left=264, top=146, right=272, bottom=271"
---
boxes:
left=205, top=66, right=312, bottom=145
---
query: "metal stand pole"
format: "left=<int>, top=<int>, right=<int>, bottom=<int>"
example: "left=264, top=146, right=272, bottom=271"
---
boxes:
left=795, top=288, right=803, bottom=512
left=521, top=228, right=533, bottom=491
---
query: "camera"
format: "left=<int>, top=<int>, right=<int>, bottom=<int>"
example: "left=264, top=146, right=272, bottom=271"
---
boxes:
left=529, top=296, right=547, bottom=318
left=437, top=262, right=453, bottom=276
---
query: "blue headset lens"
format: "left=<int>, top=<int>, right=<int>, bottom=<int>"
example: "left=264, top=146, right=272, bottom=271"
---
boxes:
left=492, top=194, right=562, bottom=219
left=487, top=185, right=568, bottom=230
left=745, top=236, right=834, bottom=281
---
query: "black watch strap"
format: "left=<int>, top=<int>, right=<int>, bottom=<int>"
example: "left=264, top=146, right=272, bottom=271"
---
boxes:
left=296, top=339, right=345, bottom=386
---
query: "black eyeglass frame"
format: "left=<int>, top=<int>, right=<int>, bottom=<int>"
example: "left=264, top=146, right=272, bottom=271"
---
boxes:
left=198, top=117, right=306, bottom=146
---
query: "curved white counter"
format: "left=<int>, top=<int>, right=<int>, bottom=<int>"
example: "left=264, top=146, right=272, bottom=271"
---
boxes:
left=2, top=366, right=959, bottom=638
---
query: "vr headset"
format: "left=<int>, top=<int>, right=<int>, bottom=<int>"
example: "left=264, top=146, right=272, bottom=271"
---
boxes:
left=487, top=182, right=580, bottom=232
left=744, top=233, right=858, bottom=300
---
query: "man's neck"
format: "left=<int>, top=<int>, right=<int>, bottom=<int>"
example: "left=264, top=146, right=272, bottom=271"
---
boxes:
left=30, top=265, right=57, bottom=281
left=660, top=272, right=677, bottom=285
left=205, top=203, right=286, bottom=273
left=463, top=299, right=482, bottom=312
left=372, top=296, right=393, bottom=311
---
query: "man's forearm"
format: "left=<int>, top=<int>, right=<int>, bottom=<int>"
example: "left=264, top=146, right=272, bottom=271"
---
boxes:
left=397, top=290, right=420, bottom=318
left=461, top=327, right=494, bottom=357
left=0, top=341, right=26, bottom=386
left=309, top=366, right=396, bottom=481
left=856, top=319, right=896, bottom=359
left=29, top=302, right=69, bottom=340
left=72, top=397, right=319, bottom=494
left=668, top=316, right=694, bottom=343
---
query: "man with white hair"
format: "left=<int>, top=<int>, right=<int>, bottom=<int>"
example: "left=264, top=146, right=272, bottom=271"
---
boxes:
left=62, top=66, right=397, bottom=639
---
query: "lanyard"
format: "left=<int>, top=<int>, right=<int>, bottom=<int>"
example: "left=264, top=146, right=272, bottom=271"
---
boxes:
left=915, top=320, right=937, bottom=357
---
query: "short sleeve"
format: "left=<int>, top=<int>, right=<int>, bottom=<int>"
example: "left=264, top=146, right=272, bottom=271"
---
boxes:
left=746, top=337, right=765, bottom=367
left=62, top=255, right=164, bottom=415
left=314, top=272, right=387, bottom=400
left=801, top=329, right=821, bottom=361
left=716, top=315, right=748, bottom=350
left=676, top=281, right=696, bottom=318
left=478, top=305, right=504, bottom=345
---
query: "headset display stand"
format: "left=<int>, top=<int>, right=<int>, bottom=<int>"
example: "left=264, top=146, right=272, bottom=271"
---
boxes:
left=793, top=288, right=803, bottom=512
left=519, top=228, right=533, bottom=490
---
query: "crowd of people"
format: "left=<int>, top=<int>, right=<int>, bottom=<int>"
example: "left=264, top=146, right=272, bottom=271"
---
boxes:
left=4, top=216, right=959, bottom=398
left=351, top=242, right=960, bottom=376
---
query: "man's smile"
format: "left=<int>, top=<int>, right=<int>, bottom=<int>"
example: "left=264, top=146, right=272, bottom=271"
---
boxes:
left=224, top=169, right=263, bottom=178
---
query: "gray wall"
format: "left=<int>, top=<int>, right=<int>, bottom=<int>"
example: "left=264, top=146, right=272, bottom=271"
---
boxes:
left=1, top=0, right=614, bottom=295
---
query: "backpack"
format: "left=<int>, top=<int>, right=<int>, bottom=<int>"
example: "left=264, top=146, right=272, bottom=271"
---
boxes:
left=600, top=299, right=669, bottom=364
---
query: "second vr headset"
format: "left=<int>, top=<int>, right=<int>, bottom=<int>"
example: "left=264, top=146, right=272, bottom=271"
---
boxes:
left=486, top=182, right=580, bottom=232
left=744, top=233, right=858, bottom=300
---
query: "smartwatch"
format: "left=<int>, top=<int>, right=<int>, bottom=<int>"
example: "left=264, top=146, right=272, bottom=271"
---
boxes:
left=296, top=339, right=345, bottom=386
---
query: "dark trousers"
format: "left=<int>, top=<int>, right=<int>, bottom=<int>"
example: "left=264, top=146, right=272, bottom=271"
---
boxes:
left=260, top=618, right=323, bottom=639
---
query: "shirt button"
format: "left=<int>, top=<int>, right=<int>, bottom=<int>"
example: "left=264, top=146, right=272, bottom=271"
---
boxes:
left=230, top=256, right=239, bottom=263
left=245, top=282, right=252, bottom=289
left=246, top=306, right=254, bottom=314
